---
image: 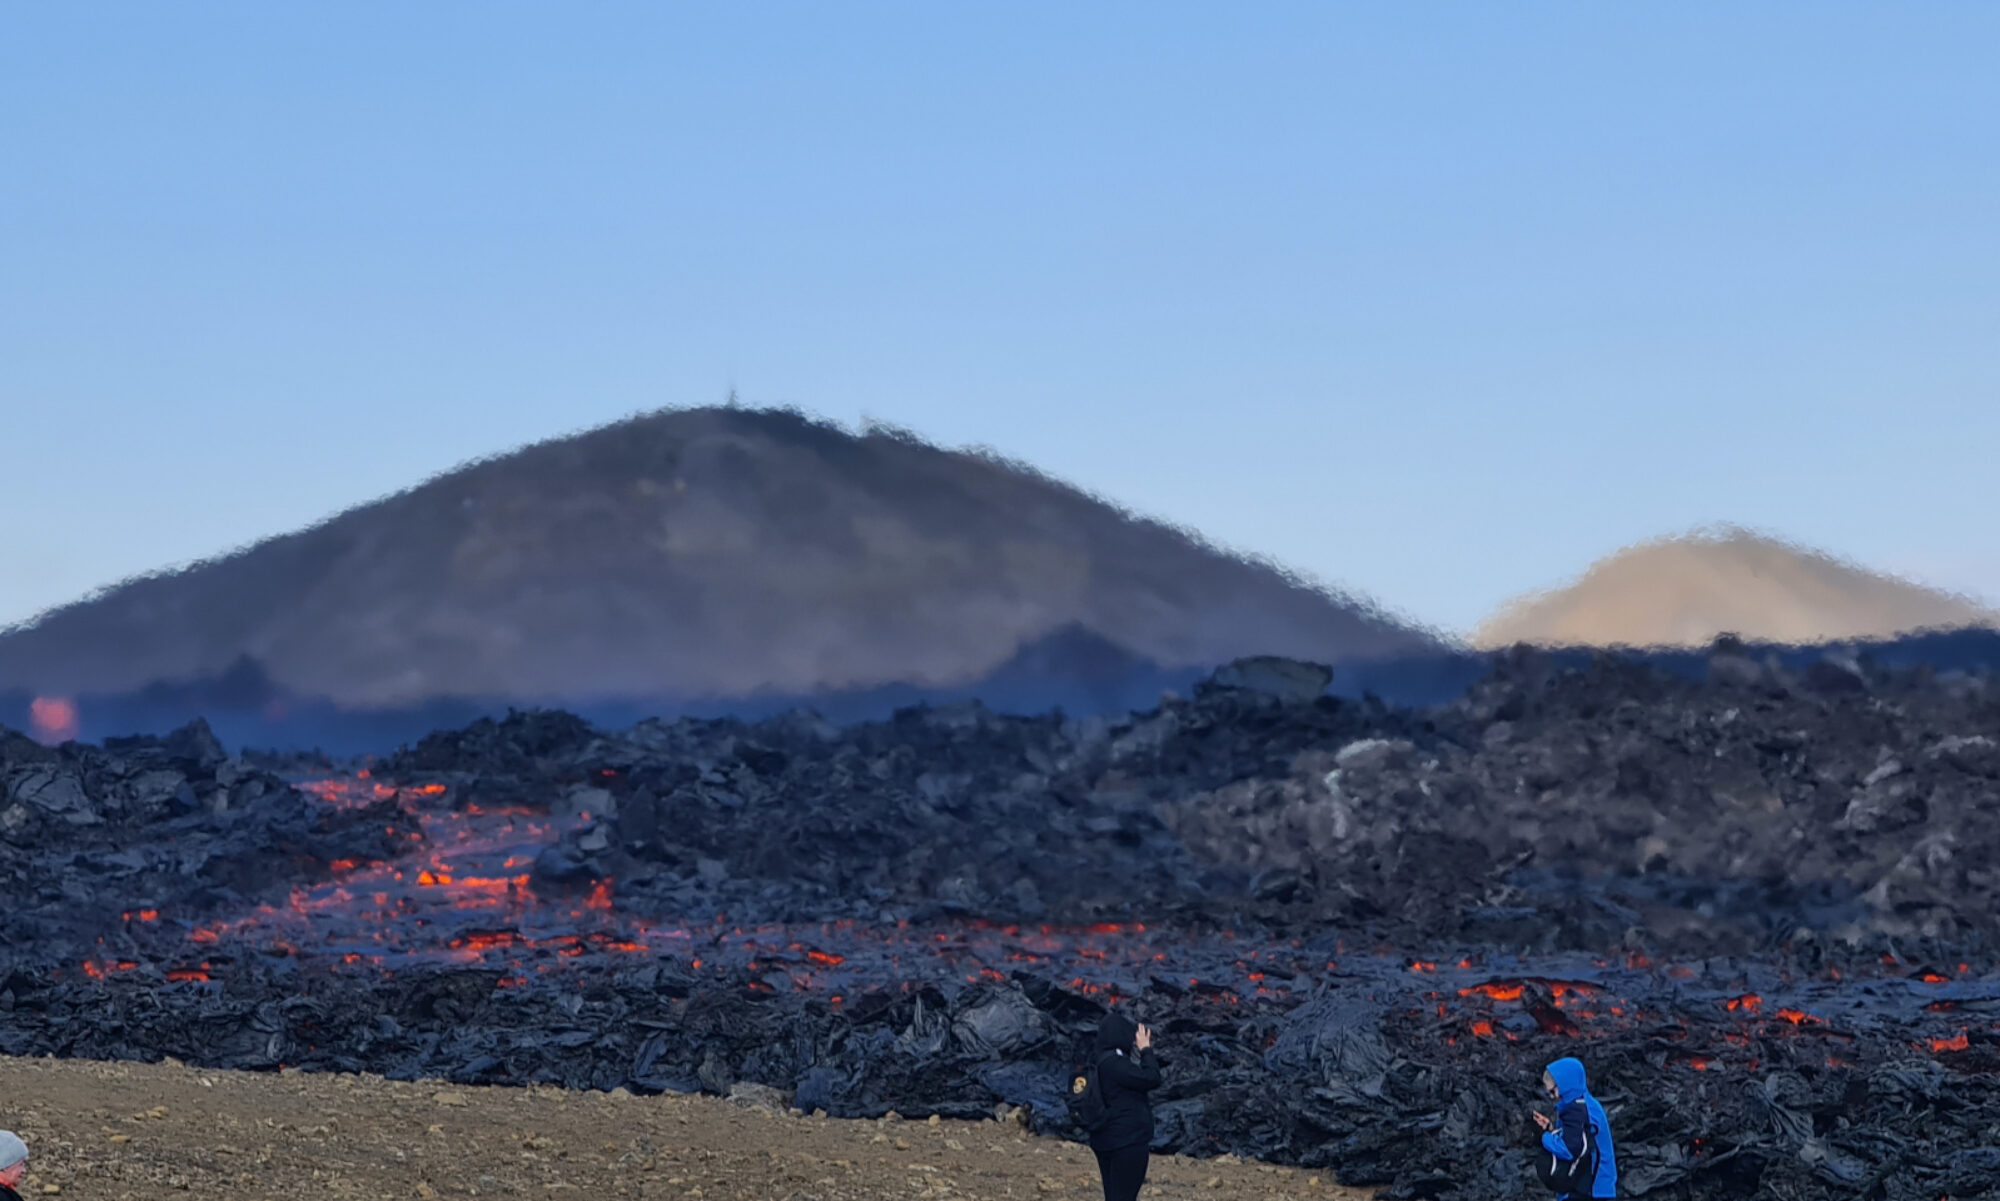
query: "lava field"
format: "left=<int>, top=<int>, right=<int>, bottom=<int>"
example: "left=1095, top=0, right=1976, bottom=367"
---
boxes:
left=5, top=644, right=2000, bottom=1200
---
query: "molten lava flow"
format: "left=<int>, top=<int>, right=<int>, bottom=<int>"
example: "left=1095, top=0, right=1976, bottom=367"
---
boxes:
left=94, top=762, right=2000, bottom=1085
left=28, top=696, right=79, bottom=744
left=298, top=777, right=400, bottom=807
left=127, top=772, right=1333, bottom=1001
left=1458, top=979, right=1599, bottom=1002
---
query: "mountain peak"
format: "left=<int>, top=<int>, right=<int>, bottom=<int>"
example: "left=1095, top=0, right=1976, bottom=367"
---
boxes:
left=1474, top=525, right=1998, bottom=650
left=1, top=406, right=1438, bottom=706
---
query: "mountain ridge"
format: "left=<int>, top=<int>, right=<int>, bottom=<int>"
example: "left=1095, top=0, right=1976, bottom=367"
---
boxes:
left=0, top=406, right=1439, bottom=705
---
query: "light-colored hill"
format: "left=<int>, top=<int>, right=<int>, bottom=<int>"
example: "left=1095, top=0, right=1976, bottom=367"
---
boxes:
left=1474, top=526, right=1998, bottom=650
left=0, top=407, right=1437, bottom=705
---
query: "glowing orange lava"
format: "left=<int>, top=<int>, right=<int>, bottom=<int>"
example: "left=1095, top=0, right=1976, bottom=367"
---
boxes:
left=1457, top=979, right=1598, bottom=1002
left=28, top=696, right=79, bottom=744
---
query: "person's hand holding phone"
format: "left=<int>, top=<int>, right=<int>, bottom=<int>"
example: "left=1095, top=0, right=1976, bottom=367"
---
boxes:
left=1134, top=1023, right=1153, bottom=1051
left=1532, top=1110, right=1552, bottom=1131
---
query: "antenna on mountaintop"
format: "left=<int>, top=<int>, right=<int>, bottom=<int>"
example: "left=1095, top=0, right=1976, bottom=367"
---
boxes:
left=725, top=387, right=740, bottom=409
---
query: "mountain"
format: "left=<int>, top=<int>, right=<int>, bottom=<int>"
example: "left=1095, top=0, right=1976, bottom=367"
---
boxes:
left=1473, top=526, right=1999, bottom=650
left=0, top=407, right=1440, bottom=706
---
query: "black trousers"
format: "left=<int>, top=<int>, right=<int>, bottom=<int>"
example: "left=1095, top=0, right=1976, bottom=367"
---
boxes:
left=1092, top=1141, right=1150, bottom=1201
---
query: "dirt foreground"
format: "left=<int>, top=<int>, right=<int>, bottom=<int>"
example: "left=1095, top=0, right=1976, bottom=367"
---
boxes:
left=0, top=1055, right=1373, bottom=1201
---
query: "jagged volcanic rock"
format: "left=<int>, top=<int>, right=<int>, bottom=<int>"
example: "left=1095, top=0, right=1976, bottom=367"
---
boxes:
left=1165, top=644, right=2000, bottom=954
left=5, top=648, right=2000, bottom=1199
left=0, top=718, right=425, bottom=947
left=377, top=645, right=2000, bottom=958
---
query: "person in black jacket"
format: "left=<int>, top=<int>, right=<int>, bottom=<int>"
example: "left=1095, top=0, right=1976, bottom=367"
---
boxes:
left=0, top=1130, right=27, bottom=1201
left=1089, top=1012, right=1162, bottom=1201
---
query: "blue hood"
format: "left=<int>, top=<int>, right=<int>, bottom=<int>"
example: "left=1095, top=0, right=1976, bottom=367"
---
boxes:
left=1545, top=1057, right=1588, bottom=1106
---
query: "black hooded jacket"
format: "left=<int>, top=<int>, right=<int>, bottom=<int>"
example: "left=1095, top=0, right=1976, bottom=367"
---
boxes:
left=1089, top=1013, right=1162, bottom=1151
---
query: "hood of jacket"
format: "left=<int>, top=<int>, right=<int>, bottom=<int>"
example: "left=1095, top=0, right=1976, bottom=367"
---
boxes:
left=1545, top=1057, right=1589, bottom=1107
left=1095, top=1013, right=1138, bottom=1057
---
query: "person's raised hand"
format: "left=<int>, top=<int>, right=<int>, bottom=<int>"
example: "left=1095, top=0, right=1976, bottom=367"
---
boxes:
left=1135, top=1023, right=1153, bottom=1051
left=1532, top=1110, right=1552, bottom=1131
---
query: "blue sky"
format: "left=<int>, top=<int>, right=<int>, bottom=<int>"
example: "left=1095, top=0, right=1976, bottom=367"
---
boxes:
left=4, top=3, right=1997, bottom=637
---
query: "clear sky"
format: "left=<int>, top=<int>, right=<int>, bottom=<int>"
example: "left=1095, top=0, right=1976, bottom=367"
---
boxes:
left=4, top=3, right=1997, bottom=638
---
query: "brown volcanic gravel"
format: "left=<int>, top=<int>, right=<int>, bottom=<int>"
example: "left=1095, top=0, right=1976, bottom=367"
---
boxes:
left=0, top=1055, right=1372, bottom=1200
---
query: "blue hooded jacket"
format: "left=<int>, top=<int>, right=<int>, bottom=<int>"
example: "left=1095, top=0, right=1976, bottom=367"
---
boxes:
left=1539, top=1057, right=1616, bottom=1199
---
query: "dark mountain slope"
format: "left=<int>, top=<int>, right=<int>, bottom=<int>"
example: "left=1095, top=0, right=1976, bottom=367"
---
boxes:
left=0, top=407, right=1438, bottom=706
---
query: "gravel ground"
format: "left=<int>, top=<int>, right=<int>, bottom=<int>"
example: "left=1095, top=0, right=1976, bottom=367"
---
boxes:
left=0, top=1055, right=1372, bottom=1200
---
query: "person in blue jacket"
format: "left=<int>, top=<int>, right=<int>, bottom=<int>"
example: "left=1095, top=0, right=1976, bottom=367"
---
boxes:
left=1532, top=1056, right=1617, bottom=1199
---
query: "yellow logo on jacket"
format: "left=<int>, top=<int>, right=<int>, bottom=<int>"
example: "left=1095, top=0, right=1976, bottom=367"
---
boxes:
left=1072, top=1075, right=1088, bottom=1094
